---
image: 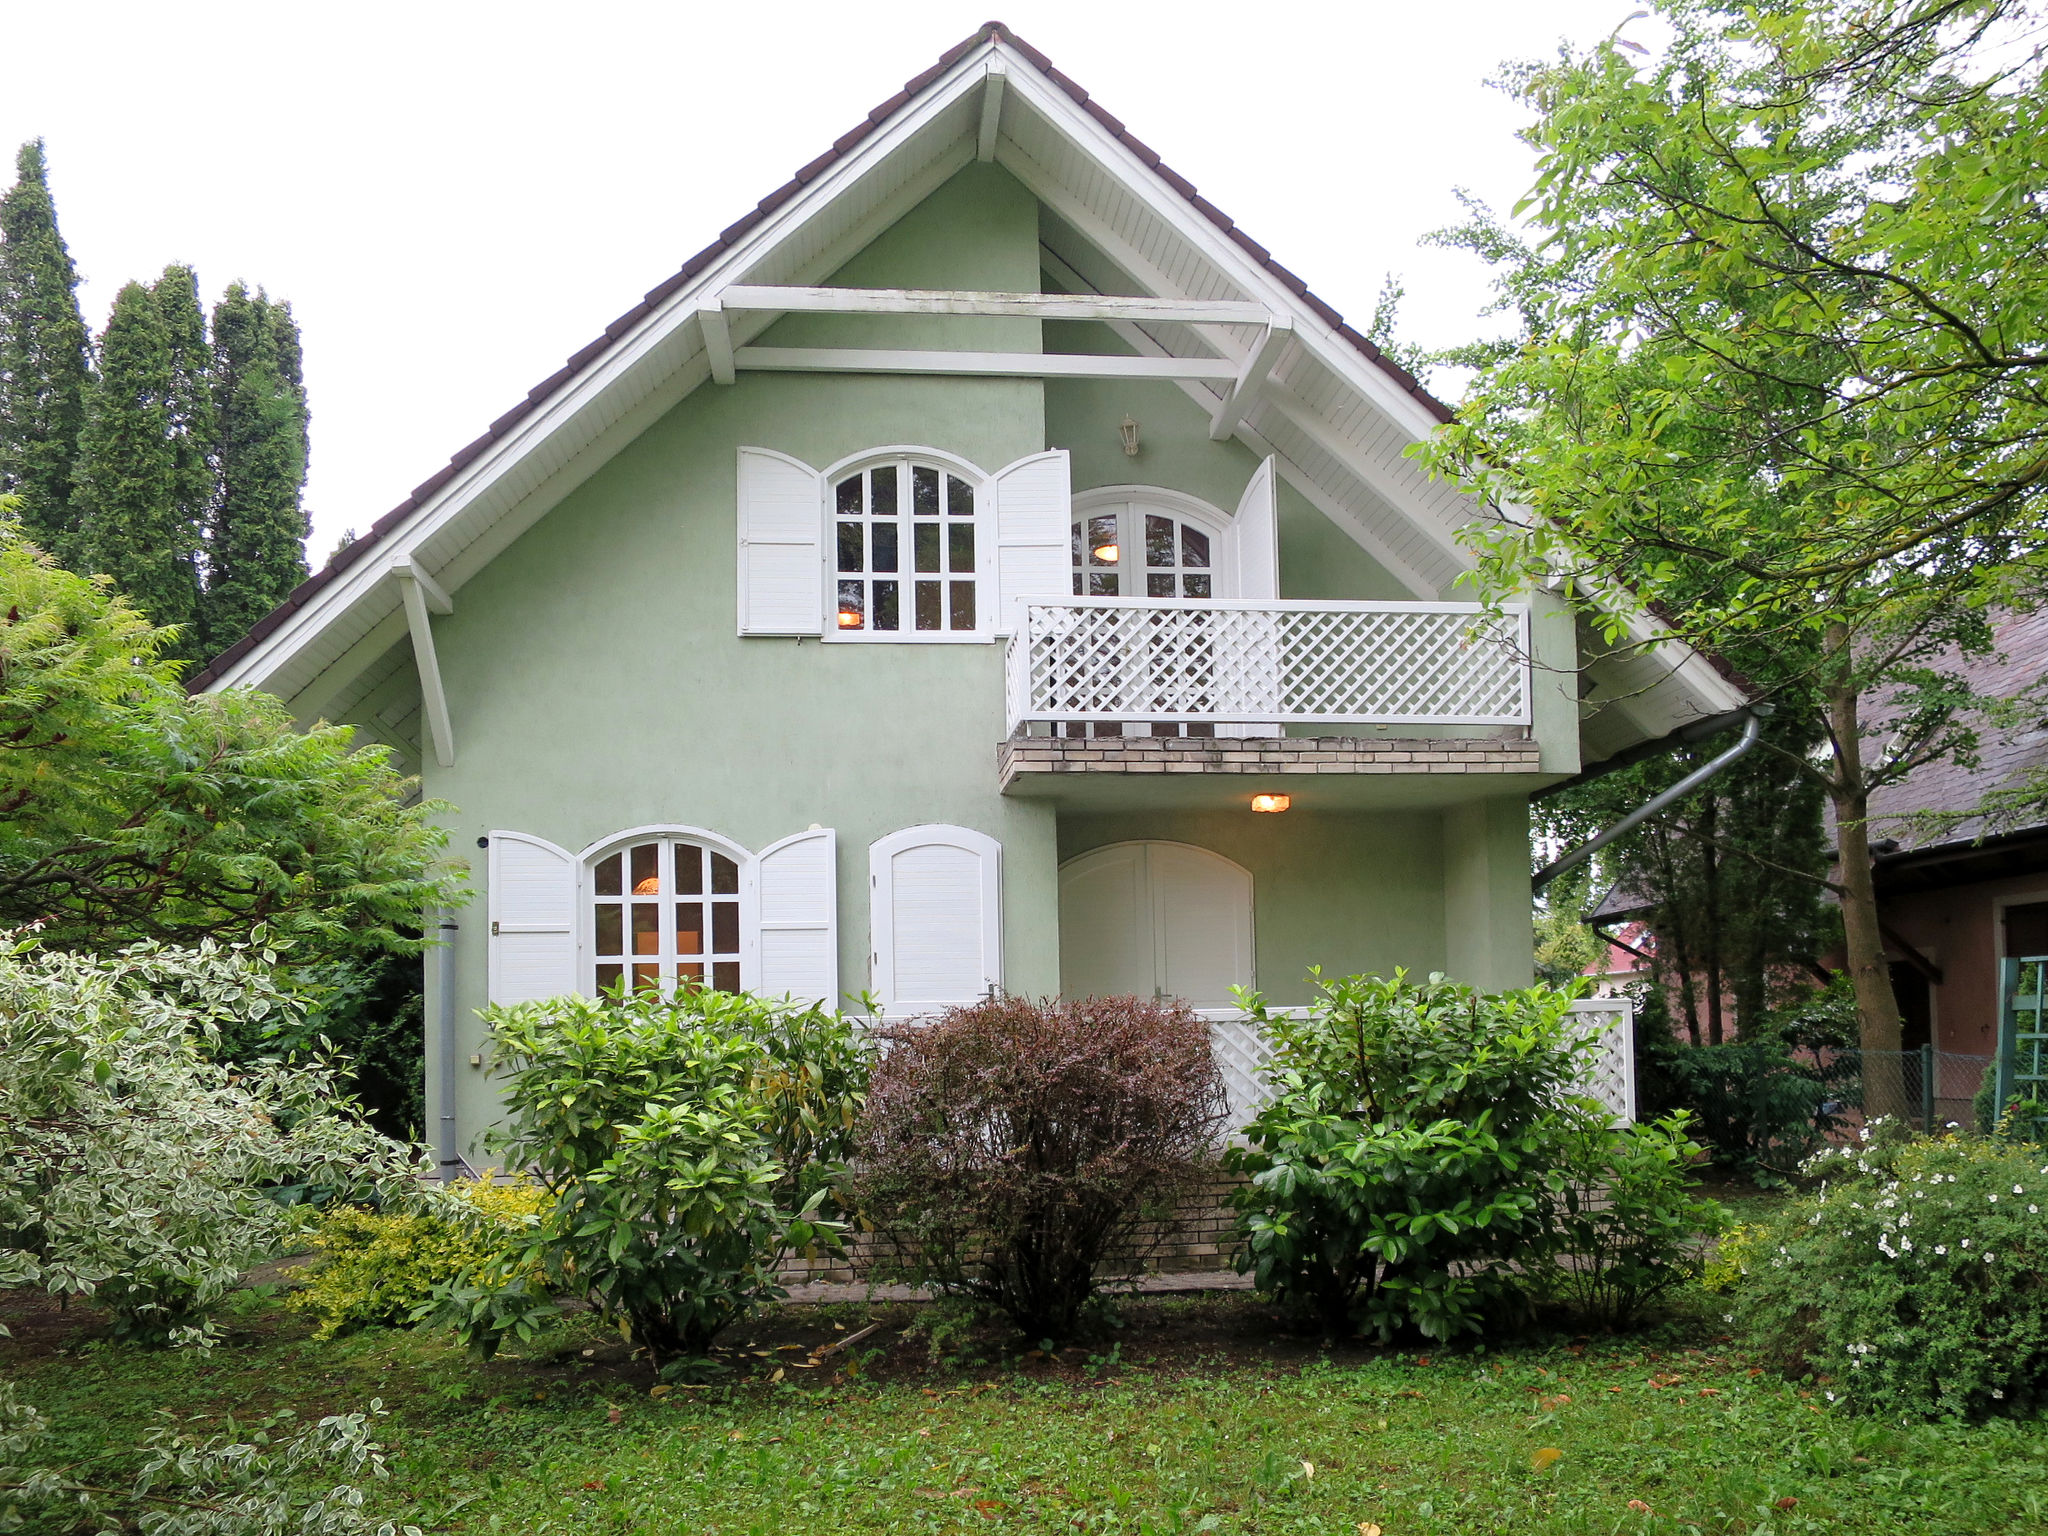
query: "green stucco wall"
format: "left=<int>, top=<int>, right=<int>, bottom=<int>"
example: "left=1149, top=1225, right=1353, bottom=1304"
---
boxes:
left=399, top=162, right=1544, bottom=1158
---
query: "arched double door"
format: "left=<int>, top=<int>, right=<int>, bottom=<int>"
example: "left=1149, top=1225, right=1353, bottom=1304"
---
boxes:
left=1058, top=841, right=1254, bottom=1008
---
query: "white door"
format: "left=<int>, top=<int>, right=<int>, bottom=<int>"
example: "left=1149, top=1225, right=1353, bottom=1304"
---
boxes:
left=1058, top=841, right=1253, bottom=1006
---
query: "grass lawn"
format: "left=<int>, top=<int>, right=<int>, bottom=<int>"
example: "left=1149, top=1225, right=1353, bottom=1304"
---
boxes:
left=8, top=1287, right=2048, bottom=1535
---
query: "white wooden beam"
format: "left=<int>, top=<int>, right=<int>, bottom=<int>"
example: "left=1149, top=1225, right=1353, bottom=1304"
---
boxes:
left=389, top=557, right=451, bottom=614
left=976, top=60, right=1007, bottom=162
left=732, top=346, right=1238, bottom=381
left=395, top=567, right=455, bottom=769
left=1208, top=316, right=1293, bottom=441
left=700, top=301, right=735, bottom=385
left=716, top=284, right=1270, bottom=327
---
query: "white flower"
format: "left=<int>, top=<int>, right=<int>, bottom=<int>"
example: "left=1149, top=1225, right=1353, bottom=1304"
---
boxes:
left=1990, top=1194, right=1999, bottom=1203
left=1936, top=1245, right=1948, bottom=1255
left=1986, top=1253, right=1996, bottom=1263
left=2031, top=1205, right=2039, bottom=1215
left=1994, top=1389, right=2006, bottom=1399
left=2015, top=1185, right=2025, bottom=1195
left=1962, top=1238, right=1972, bottom=1248
left=1901, top=1238, right=1914, bottom=1253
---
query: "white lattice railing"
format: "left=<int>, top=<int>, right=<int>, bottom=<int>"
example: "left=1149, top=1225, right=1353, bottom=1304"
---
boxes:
left=1004, top=598, right=1531, bottom=735
left=1200, top=998, right=1636, bottom=1138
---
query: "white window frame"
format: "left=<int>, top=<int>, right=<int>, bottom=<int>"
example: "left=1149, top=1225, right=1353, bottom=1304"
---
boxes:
left=1070, top=486, right=1241, bottom=598
left=578, top=824, right=757, bottom=997
left=820, top=445, right=995, bottom=644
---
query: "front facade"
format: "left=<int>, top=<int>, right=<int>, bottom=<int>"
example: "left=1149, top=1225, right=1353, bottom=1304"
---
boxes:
left=196, top=25, right=1740, bottom=1164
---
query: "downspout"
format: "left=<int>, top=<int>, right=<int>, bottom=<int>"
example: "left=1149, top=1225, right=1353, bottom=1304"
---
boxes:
left=434, top=909, right=463, bottom=1180
left=1532, top=705, right=1771, bottom=891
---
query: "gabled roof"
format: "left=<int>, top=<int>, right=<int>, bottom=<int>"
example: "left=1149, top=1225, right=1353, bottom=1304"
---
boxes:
left=195, top=19, right=1746, bottom=747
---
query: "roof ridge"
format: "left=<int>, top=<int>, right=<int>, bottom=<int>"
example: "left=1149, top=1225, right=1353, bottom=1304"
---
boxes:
left=191, top=19, right=1451, bottom=691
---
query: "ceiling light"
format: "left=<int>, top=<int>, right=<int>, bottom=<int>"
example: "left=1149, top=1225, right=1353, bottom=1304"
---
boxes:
left=1250, top=793, right=1291, bottom=814
left=1092, top=543, right=1120, bottom=563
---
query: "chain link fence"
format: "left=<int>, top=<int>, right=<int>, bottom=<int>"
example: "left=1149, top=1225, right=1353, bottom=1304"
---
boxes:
left=1795, top=1045, right=1994, bottom=1135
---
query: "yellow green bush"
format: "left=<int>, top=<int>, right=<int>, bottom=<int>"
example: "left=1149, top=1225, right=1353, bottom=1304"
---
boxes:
left=291, top=1178, right=547, bottom=1339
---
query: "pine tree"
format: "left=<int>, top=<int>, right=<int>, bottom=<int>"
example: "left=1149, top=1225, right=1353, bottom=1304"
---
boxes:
left=72, top=280, right=201, bottom=652
left=0, top=140, right=93, bottom=559
left=152, top=265, right=216, bottom=566
left=205, top=282, right=308, bottom=652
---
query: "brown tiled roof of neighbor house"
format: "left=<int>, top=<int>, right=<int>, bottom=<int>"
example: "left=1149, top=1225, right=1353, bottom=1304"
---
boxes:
left=1865, top=607, right=2048, bottom=853
left=189, top=19, right=1453, bottom=693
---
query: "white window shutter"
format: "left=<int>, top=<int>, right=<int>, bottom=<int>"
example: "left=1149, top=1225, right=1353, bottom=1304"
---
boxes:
left=1224, top=455, right=1280, bottom=599
left=750, top=827, right=838, bottom=1006
left=1218, top=456, right=1282, bottom=740
left=736, top=447, right=824, bottom=636
left=870, top=825, right=1003, bottom=1016
left=992, top=449, right=1071, bottom=635
left=487, top=831, right=577, bottom=1004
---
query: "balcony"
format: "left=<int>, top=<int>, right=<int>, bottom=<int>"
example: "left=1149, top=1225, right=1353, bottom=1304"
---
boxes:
left=999, top=598, right=1541, bottom=808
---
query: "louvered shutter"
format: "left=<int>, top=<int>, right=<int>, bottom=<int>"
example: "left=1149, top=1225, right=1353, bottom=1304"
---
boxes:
left=870, top=825, right=1003, bottom=1016
left=751, top=827, right=838, bottom=1006
left=1219, top=456, right=1282, bottom=739
left=1225, top=455, right=1279, bottom=599
left=991, top=449, right=1071, bottom=635
left=487, top=831, right=577, bottom=1003
left=736, top=447, right=824, bottom=635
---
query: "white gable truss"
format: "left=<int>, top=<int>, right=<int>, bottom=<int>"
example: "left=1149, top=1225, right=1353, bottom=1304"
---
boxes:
left=197, top=22, right=1744, bottom=754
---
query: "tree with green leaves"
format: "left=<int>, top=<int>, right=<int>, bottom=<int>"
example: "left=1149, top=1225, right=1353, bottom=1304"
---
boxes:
left=205, top=282, right=308, bottom=652
left=1542, top=717, right=1837, bottom=1047
left=1422, top=0, right=2048, bottom=1060
left=154, top=263, right=218, bottom=564
left=0, top=509, right=462, bottom=960
left=70, top=280, right=203, bottom=652
left=0, top=140, right=92, bottom=561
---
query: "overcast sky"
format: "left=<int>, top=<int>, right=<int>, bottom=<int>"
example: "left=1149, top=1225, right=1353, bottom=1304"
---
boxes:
left=1, top=1, right=1662, bottom=563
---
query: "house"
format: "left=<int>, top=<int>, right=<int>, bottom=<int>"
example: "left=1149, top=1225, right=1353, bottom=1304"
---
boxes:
left=1865, top=607, right=2048, bottom=1111
left=192, top=22, right=1741, bottom=1167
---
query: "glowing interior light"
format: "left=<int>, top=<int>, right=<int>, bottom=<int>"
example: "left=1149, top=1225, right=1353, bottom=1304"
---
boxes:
left=837, top=610, right=863, bottom=629
left=1250, top=793, right=1292, bottom=814
left=1092, top=543, right=1120, bottom=563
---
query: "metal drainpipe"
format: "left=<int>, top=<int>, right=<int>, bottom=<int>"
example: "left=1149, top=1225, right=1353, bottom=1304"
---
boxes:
left=434, top=910, right=462, bottom=1180
left=1532, top=705, right=1771, bottom=892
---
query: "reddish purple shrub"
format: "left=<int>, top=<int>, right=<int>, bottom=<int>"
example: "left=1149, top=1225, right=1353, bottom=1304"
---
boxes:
left=853, top=995, right=1227, bottom=1341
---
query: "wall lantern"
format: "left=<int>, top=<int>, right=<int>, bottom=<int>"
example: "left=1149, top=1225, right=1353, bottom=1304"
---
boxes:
left=1250, top=793, right=1291, bottom=814
left=1119, top=413, right=1140, bottom=457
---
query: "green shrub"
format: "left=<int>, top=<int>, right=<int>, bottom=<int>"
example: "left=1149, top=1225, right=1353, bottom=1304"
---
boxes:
left=1530, top=1112, right=1725, bottom=1327
left=1726, top=1124, right=2048, bottom=1419
left=0, top=938, right=421, bottom=1346
left=1634, top=984, right=1858, bottom=1182
left=435, top=985, right=868, bottom=1371
left=853, top=995, right=1226, bottom=1343
left=290, top=1179, right=547, bottom=1339
left=1226, top=970, right=1601, bottom=1342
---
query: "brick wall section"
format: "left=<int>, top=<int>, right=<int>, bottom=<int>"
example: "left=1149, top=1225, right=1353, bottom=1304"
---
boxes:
left=997, top=733, right=1540, bottom=790
left=778, top=1170, right=1250, bottom=1286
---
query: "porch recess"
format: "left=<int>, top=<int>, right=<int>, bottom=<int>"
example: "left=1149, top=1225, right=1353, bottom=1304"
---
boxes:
left=1003, top=597, right=1532, bottom=735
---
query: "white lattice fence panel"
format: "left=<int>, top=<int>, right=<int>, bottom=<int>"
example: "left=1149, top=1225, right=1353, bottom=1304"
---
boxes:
left=1204, top=1015, right=1281, bottom=1137
left=1021, top=600, right=1529, bottom=726
left=1569, top=999, right=1636, bottom=1123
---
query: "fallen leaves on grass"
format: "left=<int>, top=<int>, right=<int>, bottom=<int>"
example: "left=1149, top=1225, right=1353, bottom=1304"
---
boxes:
left=1531, top=1447, right=1563, bottom=1472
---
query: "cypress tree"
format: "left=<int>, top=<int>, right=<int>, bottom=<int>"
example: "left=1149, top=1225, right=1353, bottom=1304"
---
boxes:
left=72, top=280, right=201, bottom=652
left=152, top=265, right=216, bottom=566
left=205, top=282, right=308, bottom=652
left=0, top=140, right=93, bottom=559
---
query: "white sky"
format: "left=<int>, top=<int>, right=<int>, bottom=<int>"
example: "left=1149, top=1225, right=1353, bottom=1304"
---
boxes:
left=1, top=0, right=1661, bottom=564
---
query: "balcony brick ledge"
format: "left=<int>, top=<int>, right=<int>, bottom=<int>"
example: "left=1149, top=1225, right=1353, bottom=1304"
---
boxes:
left=998, top=733, right=1541, bottom=791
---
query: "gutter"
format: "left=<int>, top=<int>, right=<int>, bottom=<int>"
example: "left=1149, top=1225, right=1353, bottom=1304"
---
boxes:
left=1533, top=706, right=1771, bottom=891
left=434, top=911, right=464, bottom=1180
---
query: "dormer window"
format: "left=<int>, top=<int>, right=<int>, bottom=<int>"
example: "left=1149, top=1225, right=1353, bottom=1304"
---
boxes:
left=832, top=457, right=982, bottom=637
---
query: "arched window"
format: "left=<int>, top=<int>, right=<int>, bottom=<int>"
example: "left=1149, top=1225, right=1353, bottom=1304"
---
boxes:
left=832, top=455, right=982, bottom=637
left=1070, top=492, right=1226, bottom=599
left=590, top=834, right=744, bottom=995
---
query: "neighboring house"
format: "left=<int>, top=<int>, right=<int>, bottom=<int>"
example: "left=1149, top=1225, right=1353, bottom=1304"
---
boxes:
left=1866, top=609, right=2048, bottom=1075
left=193, top=23, right=1739, bottom=1166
